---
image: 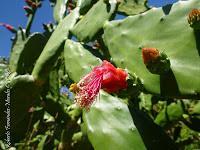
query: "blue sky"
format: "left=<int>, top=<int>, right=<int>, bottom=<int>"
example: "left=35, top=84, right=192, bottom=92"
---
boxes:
left=0, top=0, right=53, bottom=57
left=0, top=0, right=178, bottom=57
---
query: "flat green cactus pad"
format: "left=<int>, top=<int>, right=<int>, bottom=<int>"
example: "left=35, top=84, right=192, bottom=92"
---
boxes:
left=77, top=0, right=96, bottom=14
left=83, top=90, right=146, bottom=150
left=0, top=63, right=7, bottom=85
left=64, top=39, right=101, bottom=82
left=72, top=0, right=117, bottom=42
left=118, top=0, right=149, bottom=15
left=9, top=29, right=26, bottom=72
left=53, top=0, right=68, bottom=23
left=16, top=33, right=47, bottom=74
left=103, top=0, right=200, bottom=98
left=0, top=75, right=39, bottom=141
left=32, top=8, right=80, bottom=83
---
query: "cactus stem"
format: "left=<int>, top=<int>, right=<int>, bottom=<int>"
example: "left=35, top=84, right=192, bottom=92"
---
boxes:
left=25, top=8, right=36, bottom=37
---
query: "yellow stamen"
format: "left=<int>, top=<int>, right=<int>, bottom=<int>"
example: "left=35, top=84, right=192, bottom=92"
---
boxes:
left=70, top=83, right=79, bottom=93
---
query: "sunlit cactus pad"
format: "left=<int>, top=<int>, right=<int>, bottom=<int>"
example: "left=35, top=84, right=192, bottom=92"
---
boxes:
left=103, top=0, right=200, bottom=98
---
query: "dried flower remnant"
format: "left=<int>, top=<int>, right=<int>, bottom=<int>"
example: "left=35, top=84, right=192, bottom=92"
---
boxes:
left=142, top=48, right=170, bottom=74
left=142, top=48, right=160, bottom=65
left=188, top=9, right=200, bottom=29
left=71, top=60, right=128, bottom=109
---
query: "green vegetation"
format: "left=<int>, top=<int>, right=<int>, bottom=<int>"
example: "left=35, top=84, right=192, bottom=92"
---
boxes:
left=0, top=0, right=199, bottom=149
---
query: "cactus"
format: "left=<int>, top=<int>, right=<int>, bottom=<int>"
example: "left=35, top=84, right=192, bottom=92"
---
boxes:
left=103, top=0, right=200, bottom=98
left=64, top=39, right=101, bottom=82
left=118, top=0, right=149, bottom=15
left=53, top=0, right=68, bottom=22
left=83, top=90, right=146, bottom=150
left=71, top=0, right=117, bottom=42
left=189, top=101, right=200, bottom=116
left=17, top=33, right=47, bottom=74
left=0, top=63, right=7, bottom=85
left=0, top=75, right=41, bottom=142
left=77, top=0, right=97, bottom=14
left=9, top=29, right=26, bottom=72
left=154, top=100, right=184, bottom=127
left=32, top=8, right=80, bottom=85
left=1, top=0, right=200, bottom=149
left=9, top=31, right=47, bottom=74
left=128, top=100, right=178, bottom=150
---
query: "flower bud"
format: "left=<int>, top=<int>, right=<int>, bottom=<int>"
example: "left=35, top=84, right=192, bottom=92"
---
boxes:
left=23, top=6, right=33, bottom=14
left=31, top=2, right=38, bottom=9
left=142, top=48, right=170, bottom=74
left=37, top=2, right=42, bottom=8
left=25, top=0, right=38, bottom=9
left=25, top=0, right=33, bottom=6
left=188, top=9, right=200, bottom=30
left=0, top=23, right=17, bottom=33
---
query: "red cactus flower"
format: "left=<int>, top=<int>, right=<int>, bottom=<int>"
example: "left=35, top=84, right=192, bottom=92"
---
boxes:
left=100, top=61, right=127, bottom=93
left=72, top=60, right=127, bottom=109
left=142, top=48, right=160, bottom=65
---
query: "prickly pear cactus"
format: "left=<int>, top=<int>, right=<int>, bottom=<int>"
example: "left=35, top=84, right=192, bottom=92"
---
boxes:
left=32, top=8, right=80, bottom=84
left=118, top=0, right=149, bottom=15
left=9, top=29, right=27, bottom=73
left=103, top=0, right=200, bottom=98
left=1, top=0, right=200, bottom=149
left=0, top=74, right=40, bottom=141
left=53, top=0, right=68, bottom=23
left=71, top=0, right=117, bottom=42
left=83, top=91, right=146, bottom=150
left=64, top=39, right=101, bottom=82
left=0, top=63, right=7, bottom=85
